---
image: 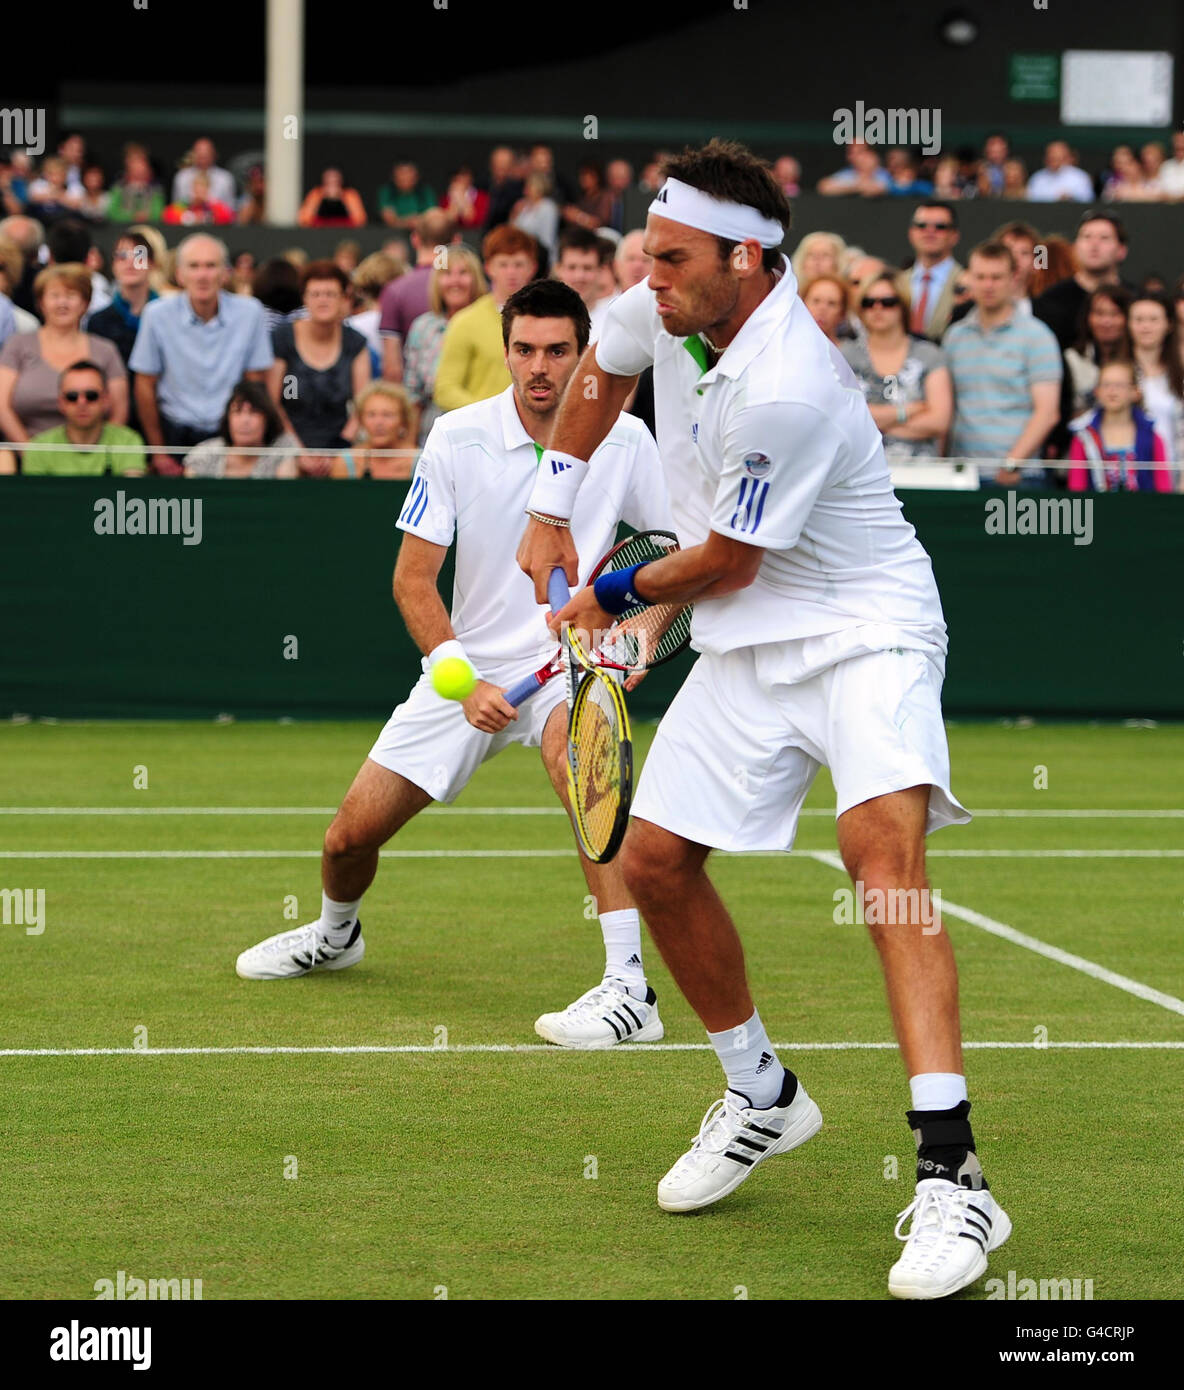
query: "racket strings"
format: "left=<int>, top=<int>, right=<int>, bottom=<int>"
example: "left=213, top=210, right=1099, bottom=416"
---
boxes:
left=569, top=676, right=627, bottom=859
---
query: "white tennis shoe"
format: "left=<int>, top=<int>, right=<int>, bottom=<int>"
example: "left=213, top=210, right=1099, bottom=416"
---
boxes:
left=534, top=980, right=663, bottom=1049
left=235, top=920, right=364, bottom=980
left=889, top=1178, right=1012, bottom=1299
left=657, top=1080, right=823, bottom=1212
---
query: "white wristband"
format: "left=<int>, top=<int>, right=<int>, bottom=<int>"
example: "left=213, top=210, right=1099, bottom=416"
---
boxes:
left=527, top=451, right=589, bottom=522
left=427, top=639, right=471, bottom=670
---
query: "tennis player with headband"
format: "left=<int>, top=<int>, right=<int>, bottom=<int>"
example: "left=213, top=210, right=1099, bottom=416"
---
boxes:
left=517, top=139, right=1010, bottom=1301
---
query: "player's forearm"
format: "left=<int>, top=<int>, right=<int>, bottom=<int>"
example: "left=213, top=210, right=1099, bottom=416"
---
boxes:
left=526, top=351, right=636, bottom=522
left=393, top=574, right=454, bottom=657
left=550, top=350, right=635, bottom=465
left=634, top=535, right=761, bottom=605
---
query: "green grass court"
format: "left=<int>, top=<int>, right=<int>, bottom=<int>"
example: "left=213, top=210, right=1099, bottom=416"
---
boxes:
left=2, top=720, right=1182, bottom=1300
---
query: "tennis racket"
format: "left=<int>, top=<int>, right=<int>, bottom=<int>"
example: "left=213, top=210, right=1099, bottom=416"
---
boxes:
left=503, top=529, right=692, bottom=708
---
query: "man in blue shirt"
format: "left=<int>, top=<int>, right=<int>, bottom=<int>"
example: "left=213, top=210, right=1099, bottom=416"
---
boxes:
left=87, top=230, right=159, bottom=434
left=129, top=233, right=274, bottom=474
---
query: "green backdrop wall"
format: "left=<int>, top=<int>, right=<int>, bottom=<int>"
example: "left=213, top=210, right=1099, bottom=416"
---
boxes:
left=1, top=479, right=1180, bottom=721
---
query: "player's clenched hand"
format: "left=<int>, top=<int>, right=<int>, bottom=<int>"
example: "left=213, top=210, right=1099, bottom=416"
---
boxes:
left=551, top=587, right=614, bottom=644
left=623, top=669, right=649, bottom=694
left=461, top=681, right=518, bottom=734
left=516, top=517, right=579, bottom=603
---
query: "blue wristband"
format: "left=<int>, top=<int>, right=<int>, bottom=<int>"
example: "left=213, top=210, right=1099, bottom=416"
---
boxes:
left=593, top=562, right=650, bottom=616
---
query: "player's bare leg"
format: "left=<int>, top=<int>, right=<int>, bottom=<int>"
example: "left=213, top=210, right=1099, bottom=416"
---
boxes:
left=235, top=758, right=431, bottom=980
left=836, top=783, right=1010, bottom=1300
left=621, top=817, right=821, bottom=1212
left=323, top=758, right=433, bottom=902
left=619, top=817, right=751, bottom=1030
left=533, top=705, right=664, bottom=1047
left=835, top=784, right=961, bottom=1076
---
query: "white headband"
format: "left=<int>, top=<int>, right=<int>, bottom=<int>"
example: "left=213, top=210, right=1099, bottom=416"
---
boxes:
left=648, top=176, right=785, bottom=248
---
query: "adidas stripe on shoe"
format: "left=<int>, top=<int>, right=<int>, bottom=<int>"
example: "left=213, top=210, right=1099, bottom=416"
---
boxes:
left=235, top=920, right=364, bottom=980
left=534, top=980, right=663, bottom=1049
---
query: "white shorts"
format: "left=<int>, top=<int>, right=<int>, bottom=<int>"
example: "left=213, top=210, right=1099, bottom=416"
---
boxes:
left=368, top=666, right=566, bottom=803
left=632, top=644, right=969, bottom=852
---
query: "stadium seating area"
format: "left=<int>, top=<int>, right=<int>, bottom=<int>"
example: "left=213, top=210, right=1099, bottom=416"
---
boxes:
left=2, top=133, right=1184, bottom=490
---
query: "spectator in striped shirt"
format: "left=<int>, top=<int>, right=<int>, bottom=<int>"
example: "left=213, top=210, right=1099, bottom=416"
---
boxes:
left=943, top=241, right=1062, bottom=486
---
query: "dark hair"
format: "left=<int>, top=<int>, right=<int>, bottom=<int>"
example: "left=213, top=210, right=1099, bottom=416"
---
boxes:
left=1076, top=209, right=1128, bottom=247
left=252, top=257, right=303, bottom=315
left=1129, top=292, right=1184, bottom=399
left=218, top=378, right=286, bottom=447
left=1072, top=286, right=1133, bottom=362
left=114, top=230, right=155, bottom=263
left=300, top=259, right=350, bottom=294
left=913, top=198, right=958, bottom=230
left=58, top=358, right=108, bottom=390
left=969, top=239, right=1015, bottom=272
left=557, top=225, right=602, bottom=260
left=660, top=139, right=790, bottom=273
left=501, top=279, right=590, bottom=356
left=46, top=218, right=92, bottom=265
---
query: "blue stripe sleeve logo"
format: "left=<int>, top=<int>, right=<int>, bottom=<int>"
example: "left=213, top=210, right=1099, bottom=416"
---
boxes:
left=399, top=469, right=430, bottom=527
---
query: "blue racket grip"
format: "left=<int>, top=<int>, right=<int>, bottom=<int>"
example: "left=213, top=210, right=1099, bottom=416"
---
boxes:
left=505, top=569, right=573, bottom=708
left=547, top=567, right=571, bottom=613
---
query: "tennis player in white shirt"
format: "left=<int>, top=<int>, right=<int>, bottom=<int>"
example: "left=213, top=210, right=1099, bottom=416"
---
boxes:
left=237, top=280, right=673, bottom=1052
left=518, top=139, right=1010, bottom=1300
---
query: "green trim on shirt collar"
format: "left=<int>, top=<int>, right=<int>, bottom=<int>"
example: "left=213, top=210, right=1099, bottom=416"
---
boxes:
left=683, top=335, right=710, bottom=375
left=533, top=442, right=543, bottom=465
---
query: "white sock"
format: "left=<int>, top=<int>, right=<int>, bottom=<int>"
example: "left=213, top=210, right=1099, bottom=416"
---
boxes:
left=708, top=1008, right=787, bottom=1110
left=599, top=909, right=646, bottom=998
left=909, top=1072, right=968, bottom=1111
left=319, top=892, right=361, bottom=942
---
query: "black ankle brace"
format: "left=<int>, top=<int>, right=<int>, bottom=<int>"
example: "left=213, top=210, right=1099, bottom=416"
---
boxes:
left=906, top=1099, right=988, bottom=1190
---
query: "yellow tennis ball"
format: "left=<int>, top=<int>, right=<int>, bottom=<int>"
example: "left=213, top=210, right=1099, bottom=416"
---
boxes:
left=431, top=656, right=477, bottom=700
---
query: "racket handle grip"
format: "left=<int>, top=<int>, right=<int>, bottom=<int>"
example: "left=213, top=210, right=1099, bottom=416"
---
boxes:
left=547, top=567, right=571, bottom=613
left=505, top=671, right=545, bottom=708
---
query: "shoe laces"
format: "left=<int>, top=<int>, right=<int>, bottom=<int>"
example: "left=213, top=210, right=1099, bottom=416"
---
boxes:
left=894, top=1182, right=975, bottom=1248
left=683, top=1095, right=746, bottom=1160
left=562, top=980, right=630, bottom=1021
left=263, top=923, right=326, bottom=960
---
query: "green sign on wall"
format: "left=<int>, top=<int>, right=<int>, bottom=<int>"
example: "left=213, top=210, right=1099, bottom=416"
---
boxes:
left=1009, top=53, right=1060, bottom=102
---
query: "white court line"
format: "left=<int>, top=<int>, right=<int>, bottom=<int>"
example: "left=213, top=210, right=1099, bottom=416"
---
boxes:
left=2, top=1041, right=1183, bottom=1058
left=809, top=849, right=1184, bottom=1018
left=1, top=806, right=1181, bottom=818
left=1, top=848, right=1181, bottom=860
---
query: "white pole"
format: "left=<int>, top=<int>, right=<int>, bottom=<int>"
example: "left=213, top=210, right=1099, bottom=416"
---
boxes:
left=265, top=0, right=304, bottom=225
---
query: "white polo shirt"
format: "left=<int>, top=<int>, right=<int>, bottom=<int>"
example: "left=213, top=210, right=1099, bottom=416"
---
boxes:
left=593, top=257, right=947, bottom=677
left=398, top=386, right=672, bottom=673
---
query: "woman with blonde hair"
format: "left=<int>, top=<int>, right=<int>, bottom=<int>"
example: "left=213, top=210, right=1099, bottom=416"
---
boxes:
left=332, top=382, right=417, bottom=479
left=791, top=230, right=847, bottom=284
left=403, top=245, right=486, bottom=443
left=0, top=264, right=127, bottom=449
left=347, top=252, right=404, bottom=376
left=841, top=270, right=952, bottom=459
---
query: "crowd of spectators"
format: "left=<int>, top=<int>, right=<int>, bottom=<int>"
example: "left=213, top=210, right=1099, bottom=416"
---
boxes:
left=2, top=132, right=1184, bottom=490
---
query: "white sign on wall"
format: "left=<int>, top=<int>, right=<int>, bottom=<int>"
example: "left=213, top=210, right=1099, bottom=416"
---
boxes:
left=1061, top=51, right=1174, bottom=126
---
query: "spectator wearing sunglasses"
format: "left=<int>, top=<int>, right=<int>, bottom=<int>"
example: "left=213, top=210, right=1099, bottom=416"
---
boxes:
left=0, top=360, right=144, bottom=476
left=841, top=273, right=951, bottom=460
left=904, top=202, right=963, bottom=341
